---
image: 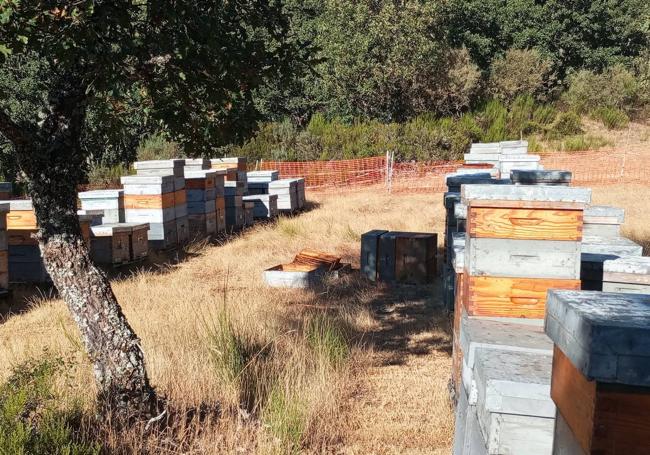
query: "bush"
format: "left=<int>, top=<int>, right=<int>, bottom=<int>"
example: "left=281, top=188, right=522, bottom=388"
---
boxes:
left=563, top=66, right=641, bottom=114
left=488, top=49, right=554, bottom=104
left=548, top=112, right=583, bottom=138
left=136, top=133, right=184, bottom=162
left=591, top=107, right=630, bottom=129
left=559, top=135, right=611, bottom=152
left=0, top=355, right=99, bottom=455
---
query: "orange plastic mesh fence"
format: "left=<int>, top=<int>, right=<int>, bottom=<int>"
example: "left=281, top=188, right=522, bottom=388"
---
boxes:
left=259, top=147, right=649, bottom=193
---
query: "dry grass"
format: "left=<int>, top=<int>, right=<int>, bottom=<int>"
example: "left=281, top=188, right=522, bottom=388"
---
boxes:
left=1, top=182, right=647, bottom=453
left=0, top=190, right=449, bottom=453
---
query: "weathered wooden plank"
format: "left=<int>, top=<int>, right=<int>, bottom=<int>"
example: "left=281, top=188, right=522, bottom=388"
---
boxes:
left=176, top=216, right=189, bottom=244
left=467, top=237, right=580, bottom=279
left=551, top=346, right=596, bottom=453
left=469, top=207, right=583, bottom=241
left=467, top=276, right=581, bottom=319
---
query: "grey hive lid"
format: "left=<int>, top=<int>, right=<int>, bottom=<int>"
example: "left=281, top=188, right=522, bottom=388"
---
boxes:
left=445, top=173, right=493, bottom=187
left=91, top=223, right=135, bottom=236
left=464, top=153, right=501, bottom=161
left=546, top=290, right=650, bottom=386
left=581, top=235, right=642, bottom=255
left=0, top=199, right=33, bottom=210
left=511, top=170, right=572, bottom=184
left=120, top=175, right=175, bottom=185
left=462, top=184, right=591, bottom=204
left=133, top=159, right=185, bottom=169
left=604, top=256, right=650, bottom=275
left=78, top=189, right=124, bottom=199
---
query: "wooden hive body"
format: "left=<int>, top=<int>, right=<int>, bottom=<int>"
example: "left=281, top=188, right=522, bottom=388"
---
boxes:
left=546, top=290, right=650, bottom=455
left=462, top=185, right=590, bottom=319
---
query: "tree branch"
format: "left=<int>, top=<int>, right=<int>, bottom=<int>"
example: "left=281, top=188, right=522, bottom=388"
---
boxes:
left=0, top=109, right=32, bottom=149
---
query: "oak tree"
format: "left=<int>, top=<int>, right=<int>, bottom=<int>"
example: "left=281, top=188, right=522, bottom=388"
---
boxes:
left=0, top=0, right=301, bottom=421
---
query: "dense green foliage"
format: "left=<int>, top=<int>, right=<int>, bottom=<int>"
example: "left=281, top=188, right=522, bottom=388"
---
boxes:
left=1, top=0, right=649, bottom=172
left=0, top=355, right=98, bottom=455
left=231, top=97, right=599, bottom=161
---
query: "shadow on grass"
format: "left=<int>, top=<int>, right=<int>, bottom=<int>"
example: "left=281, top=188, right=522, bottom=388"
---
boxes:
left=274, top=269, right=452, bottom=368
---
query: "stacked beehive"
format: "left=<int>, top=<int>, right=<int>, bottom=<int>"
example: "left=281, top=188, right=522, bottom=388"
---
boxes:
left=89, top=223, right=150, bottom=265
left=242, top=194, right=278, bottom=219
left=224, top=183, right=244, bottom=231
left=0, top=202, right=9, bottom=291
left=185, top=170, right=218, bottom=238
left=452, top=184, right=591, bottom=455
left=601, top=256, right=650, bottom=294
left=365, top=231, right=437, bottom=285
left=464, top=140, right=543, bottom=178
left=269, top=179, right=304, bottom=213
left=121, top=174, right=177, bottom=249
left=461, top=185, right=588, bottom=319
left=129, top=159, right=189, bottom=247
left=78, top=189, right=125, bottom=223
left=545, top=290, right=650, bottom=454
left=5, top=200, right=91, bottom=283
left=580, top=205, right=643, bottom=290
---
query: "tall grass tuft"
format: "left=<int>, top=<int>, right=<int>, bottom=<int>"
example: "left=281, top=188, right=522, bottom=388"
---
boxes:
left=262, top=385, right=307, bottom=454
left=305, top=315, right=350, bottom=369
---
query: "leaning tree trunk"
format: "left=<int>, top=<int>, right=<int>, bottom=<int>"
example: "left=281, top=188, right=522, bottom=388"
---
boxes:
left=3, top=79, right=162, bottom=422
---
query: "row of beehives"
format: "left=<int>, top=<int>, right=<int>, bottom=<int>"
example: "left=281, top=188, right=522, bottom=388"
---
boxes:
left=464, top=140, right=542, bottom=178
left=0, top=158, right=307, bottom=285
left=443, top=169, right=650, bottom=454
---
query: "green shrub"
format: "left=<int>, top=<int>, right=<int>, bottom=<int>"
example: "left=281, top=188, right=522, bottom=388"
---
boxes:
left=563, top=66, right=641, bottom=114
left=532, top=104, right=557, bottom=126
left=548, top=112, right=583, bottom=138
left=136, top=133, right=184, bottom=161
left=86, top=164, right=129, bottom=187
left=560, top=135, right=611, bottom=152
left=488, top=49, right=553, bottom=104
left=0, top=355, right=99, bottom=455
left=591, top=107, right=630, bottom=129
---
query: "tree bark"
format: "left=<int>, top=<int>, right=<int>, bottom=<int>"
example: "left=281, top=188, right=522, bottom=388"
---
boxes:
left=0, top=78, right=161, bottom=422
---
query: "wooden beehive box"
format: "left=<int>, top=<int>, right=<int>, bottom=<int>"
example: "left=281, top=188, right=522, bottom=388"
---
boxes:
left=546, top=290, right=650, bottom=455
left=90, top=224, right=132, bottom=265
left=462, top=185, right=590, bottom=319
left=377, top=231, right=437, bottom=285
left=602, top=256, right=650, bottom=294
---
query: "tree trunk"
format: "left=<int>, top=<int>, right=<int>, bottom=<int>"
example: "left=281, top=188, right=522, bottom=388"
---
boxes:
left=1, top=78, right=162, bottom=422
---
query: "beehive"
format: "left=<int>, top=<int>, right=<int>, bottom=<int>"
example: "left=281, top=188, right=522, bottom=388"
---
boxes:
left=121, top=175, right=178, bottom=249
left=461, top=185, right=590, bottom=319
left=268, top=179, right=300, bottom=212
left=376, top=231, right=437, bottom=285
left=602, top=256, right=650, bottom=294
left=247, top=170, right=279, bottom=182
left=583, top=205, right=624, bottom=238
left=78, top=189, right=125, bottom=223
left=184, top=170, right=218, bottom=237
left=546, top=290, right=650, bottom=455
left=210, top=157, right=247, bottom=172
left=90, top=224, right=134, bottom=265
left=0, top=202, right=9, bottom=289
left=242, top=194, right=278, bottom=219
left=225, top=195, right=244, bottom=231
left=4, top=200, right=91, bottom=283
